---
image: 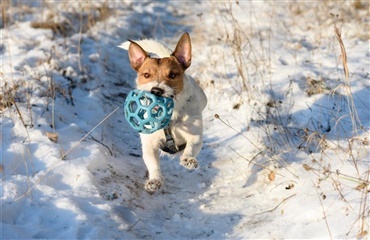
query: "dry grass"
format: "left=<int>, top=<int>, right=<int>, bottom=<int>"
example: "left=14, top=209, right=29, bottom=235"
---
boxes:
left=213, top=1, right=369, bottom=237
left=1, top=1, right=115, bottom=201
left=3, top=1, right=112, bottom=37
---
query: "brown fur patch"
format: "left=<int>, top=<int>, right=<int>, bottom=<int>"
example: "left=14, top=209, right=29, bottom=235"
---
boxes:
left=137, top=56, right=184, bottom=94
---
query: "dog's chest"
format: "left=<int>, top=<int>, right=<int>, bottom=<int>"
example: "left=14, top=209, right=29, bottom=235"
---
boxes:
left=157, top=94, right=193, bottom=154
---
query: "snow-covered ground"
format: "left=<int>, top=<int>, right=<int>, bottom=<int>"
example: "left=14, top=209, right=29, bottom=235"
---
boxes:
left=1, top=1, right=369, bottom=239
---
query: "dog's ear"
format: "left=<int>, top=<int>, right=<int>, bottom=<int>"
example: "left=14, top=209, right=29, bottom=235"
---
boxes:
left=172, top=33, right=192, bottom=69
left=128, top=40, right=148, bottom=71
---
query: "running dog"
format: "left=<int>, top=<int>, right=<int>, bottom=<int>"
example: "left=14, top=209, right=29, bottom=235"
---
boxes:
left=120, top=33, right=207, bottom=193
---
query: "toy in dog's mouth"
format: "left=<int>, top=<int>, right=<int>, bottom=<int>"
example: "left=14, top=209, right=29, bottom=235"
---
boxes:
left=124, top=90, right=174, bottom=134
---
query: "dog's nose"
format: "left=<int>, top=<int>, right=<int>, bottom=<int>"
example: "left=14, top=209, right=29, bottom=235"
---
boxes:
left=151, top=87, right=164, bottom=96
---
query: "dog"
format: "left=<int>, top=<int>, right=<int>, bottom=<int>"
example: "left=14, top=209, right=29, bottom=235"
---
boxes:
left=119, top=33, right=207, bottom=193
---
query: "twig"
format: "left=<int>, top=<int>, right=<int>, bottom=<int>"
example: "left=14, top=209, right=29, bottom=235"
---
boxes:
left=77, top=2, right=84, bottom=73
left=229, top=146, right=284, bottom=178
left=254, top=194, right=296, bottom=215
left=358, top=170, right=369, bottom=237
left=214, top=114, right=266, bottom=154
left=333, top=24, right=349, bottom=82
left=90, top=135, right=113, bottom=156
left=128, top=218, right=141, bottom=232
left=333, top=23, right=362, bottom=136
left=61, top=106, right=120, bottom=160
left=314, top=183, right=333, bottom=240
left=303, top=164, right=370, bottom=185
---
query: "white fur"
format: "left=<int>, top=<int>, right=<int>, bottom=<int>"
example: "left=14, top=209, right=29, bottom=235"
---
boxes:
left=137, top=81, right=175, bottom=98
left=120, top=38, right=207, bottom=193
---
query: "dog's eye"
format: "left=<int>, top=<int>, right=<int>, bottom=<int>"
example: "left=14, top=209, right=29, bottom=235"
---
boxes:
left=169, top=72, right=177, bottom=79
left=144, top=73, right=150, bottom=78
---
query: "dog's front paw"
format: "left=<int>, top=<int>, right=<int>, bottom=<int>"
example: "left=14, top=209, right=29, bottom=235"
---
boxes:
left=180, top=157, right=198, bottom=170
left=145, top=179, right=162, bottom=193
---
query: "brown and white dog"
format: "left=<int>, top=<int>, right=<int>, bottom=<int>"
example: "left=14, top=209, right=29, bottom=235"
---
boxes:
left=119, top=33, right=207, bottom=193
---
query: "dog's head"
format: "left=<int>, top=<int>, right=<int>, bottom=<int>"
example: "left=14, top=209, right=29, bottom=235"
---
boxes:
left=128, top=33, right=191, bottom=98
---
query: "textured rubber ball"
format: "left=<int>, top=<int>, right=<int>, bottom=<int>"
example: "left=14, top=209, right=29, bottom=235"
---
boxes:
left=124, top=90, right=174, bottom=134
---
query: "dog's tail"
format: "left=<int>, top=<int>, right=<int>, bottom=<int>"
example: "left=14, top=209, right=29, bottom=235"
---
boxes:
left=118, top=41, right=130, bottom=50
left=118, top=39, right=172, bottom=58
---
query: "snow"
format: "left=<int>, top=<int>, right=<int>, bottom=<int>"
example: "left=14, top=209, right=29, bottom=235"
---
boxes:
left=1, top=1, right=369, bottom=239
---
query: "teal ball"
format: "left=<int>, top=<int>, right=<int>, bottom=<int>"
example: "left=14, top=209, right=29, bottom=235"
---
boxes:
left=124, top=90, right=174, bottom=134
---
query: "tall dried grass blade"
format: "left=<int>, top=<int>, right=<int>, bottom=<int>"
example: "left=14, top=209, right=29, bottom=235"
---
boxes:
left=333, top=23, right=363, bottom=136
